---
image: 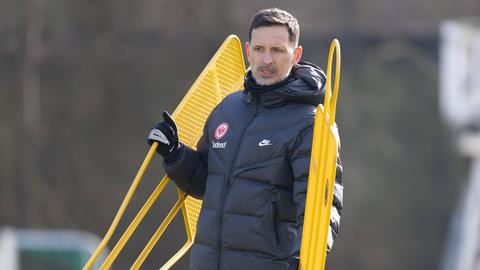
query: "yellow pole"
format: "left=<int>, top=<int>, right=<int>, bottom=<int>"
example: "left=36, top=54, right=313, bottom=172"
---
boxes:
left=328, top=39, right=341, bottom=124
left=82, top=142, right=158, bottom=270
left=131, top=190, right=187, bottom=269
left=99, top=176, right=170, bottom=269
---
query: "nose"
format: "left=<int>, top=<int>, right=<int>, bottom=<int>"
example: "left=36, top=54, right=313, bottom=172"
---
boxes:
left=262, top=51, right=273, bottom=64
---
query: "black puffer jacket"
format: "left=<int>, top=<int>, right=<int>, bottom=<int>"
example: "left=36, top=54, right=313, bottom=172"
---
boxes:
left=164, top=62, right=343, bottom=270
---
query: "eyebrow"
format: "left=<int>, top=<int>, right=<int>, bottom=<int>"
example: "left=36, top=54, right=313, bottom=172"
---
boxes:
left=253, top=44, right=287, bottom=50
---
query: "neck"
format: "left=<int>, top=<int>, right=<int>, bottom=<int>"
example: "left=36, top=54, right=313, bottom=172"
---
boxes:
left=245, top=70, right=295, bottom=92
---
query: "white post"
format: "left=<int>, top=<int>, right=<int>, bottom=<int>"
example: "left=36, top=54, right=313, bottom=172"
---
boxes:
left=0, top=228, right=19, bottom=270
left=439, top=17, right=480, bottom=270
left=440, top=18, right=480, bottom=129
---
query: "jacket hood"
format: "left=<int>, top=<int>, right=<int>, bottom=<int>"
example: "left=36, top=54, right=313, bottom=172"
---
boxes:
left=243, top=61, right=326, bottom=108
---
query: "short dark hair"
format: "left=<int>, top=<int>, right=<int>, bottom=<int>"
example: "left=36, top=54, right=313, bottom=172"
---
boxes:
left=248, top=8, right=300, bottom=45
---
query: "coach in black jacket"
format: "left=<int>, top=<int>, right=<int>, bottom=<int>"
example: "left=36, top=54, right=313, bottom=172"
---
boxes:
left=148, top=8, right=343, bottom=270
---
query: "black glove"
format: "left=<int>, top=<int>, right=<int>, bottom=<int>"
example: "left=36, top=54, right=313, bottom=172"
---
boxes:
left=288, top=256, right=299, bottom=270
left=148, top=111, right=180, bottom=162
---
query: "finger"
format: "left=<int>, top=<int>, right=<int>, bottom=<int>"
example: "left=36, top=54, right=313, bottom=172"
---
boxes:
left=162, top=111, right=177, bottom=134
left=148, top=128, right=171, bottom=145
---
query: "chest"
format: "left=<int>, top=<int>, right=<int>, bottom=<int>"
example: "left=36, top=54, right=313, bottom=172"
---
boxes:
left=207, top=105, right=309, bottom=169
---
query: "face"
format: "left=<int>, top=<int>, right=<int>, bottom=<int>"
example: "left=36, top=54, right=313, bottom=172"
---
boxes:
left=246, top=25, right=302, bottom=86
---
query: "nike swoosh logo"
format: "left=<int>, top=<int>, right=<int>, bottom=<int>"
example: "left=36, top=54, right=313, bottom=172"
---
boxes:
left=258, top=139, right=272, bottom=147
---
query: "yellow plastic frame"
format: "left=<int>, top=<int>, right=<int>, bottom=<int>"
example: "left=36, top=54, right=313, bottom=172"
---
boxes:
left=299, top=39, right=341, bottom=270
left=83, top=35, right=246, bottom=270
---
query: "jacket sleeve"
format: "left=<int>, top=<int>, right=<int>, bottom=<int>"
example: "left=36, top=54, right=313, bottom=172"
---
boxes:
left=162, top=122, right=210, bottom=199
left=290, top=123, right=343, bottom=257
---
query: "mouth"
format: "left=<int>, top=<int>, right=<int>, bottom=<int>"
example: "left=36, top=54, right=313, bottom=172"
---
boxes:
left=258, top=67, right=275, bottom=78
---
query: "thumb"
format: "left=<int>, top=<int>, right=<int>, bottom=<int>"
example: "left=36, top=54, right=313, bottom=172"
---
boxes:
left=162, top=111, right=177, bottom=134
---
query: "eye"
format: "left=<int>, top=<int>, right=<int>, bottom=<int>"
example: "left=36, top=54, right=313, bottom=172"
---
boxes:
left=253, top=47, right=264, bottom=52
left=272, top=47, right=285, bottom=53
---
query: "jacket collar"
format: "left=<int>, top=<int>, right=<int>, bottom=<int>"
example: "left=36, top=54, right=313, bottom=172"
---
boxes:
left=243, top=61, right=326, bottom=109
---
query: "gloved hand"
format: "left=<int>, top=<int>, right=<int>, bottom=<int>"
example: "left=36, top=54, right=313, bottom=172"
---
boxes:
left=288, top=256, right=299, bottom=270
left=148, top=111, right=180, bottom=162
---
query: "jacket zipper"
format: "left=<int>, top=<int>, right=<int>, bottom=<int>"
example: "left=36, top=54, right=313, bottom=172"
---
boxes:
left=216, top=93, right=260, bottom=270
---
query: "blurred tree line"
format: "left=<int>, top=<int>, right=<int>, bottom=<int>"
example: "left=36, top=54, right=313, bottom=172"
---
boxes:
left=1, top=0, right=479, bottom=269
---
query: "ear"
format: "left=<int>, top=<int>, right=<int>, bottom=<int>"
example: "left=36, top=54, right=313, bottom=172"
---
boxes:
left=293, top=46, right=303, bottom=64
left=245, top=42, right=251, bottom=58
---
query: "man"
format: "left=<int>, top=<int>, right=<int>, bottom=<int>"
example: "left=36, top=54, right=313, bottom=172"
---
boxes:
left=148, top=8, right=343, bottom=270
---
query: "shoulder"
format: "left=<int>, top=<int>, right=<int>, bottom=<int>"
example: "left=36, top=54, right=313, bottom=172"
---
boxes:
left=207, top=91, right=242, bottom=115
left=283, top=102, right=318, bottom=125
left=205, top=90, right=245, bottom=127
left=213, top=90, right=246, bottom=115
left=221, top=90, right=244, bottom=105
